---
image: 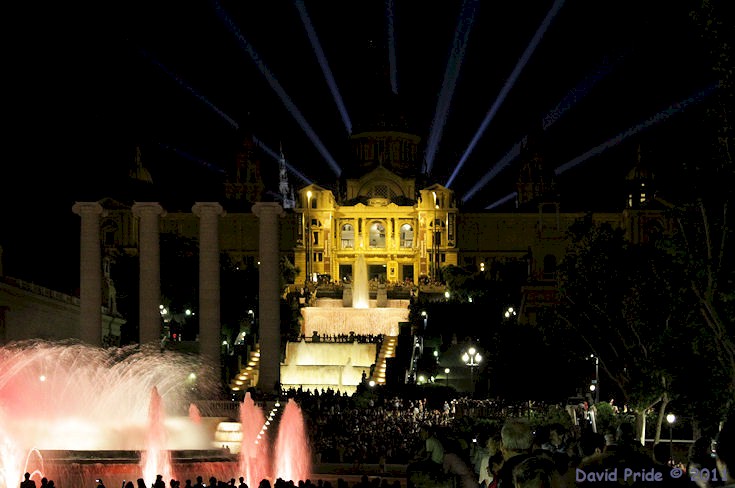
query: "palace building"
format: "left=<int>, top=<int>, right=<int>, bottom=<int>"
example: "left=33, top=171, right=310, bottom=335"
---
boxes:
left=0, top=89, right=666, bottom=395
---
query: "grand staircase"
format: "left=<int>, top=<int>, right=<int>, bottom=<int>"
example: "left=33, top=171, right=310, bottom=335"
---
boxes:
left=230, top=346, right=260, bottom=392
left=370, top=335, right=398, bottom=385
left=230, top=335, right=399, bottom=393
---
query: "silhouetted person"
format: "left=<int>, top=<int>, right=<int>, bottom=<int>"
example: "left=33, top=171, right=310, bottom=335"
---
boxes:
left=96, top=479, right=106, bottom=488
left=124, top=482, right=135, bottom=488
left=687, top=436, right=725, bottom=488
left=192, top=477, right=205, bottom=488
left=137, top=479, right=147, bottom=488
left=495, top=419, right=534, bottom=488
left=238, top=477, right=248, bottom=488
left=715, top=410, right=735, bottom=488
left=20, top=473, right=36, bottom=488
left=512, top=454, right=564, bottom=488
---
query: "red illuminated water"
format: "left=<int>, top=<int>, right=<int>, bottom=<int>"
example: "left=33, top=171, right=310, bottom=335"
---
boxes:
left=0, top=340, right=218, bottom=488
left=141, top=386, right=173, bottom=484
left=237, top=395, right=312, bottom=485
left=238, top=393, right=271, bottom=487
left=273, top=399, right=311, bottom=483
left=0, top=341, right=314, bottom=488
left=189, top=403, right=202, bottom=424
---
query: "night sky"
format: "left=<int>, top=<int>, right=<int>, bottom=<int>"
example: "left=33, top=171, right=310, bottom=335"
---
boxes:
left=3, top=0, right=724, bottom=290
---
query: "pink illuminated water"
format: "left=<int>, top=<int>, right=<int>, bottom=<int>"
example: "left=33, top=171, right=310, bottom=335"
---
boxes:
left=189, top=403, right=202, bottom=424
left=0, top=340, right=218, bottom=488
left=141, top=387, right=173, bottom=484
left=0, top=341, right=314, bottom=488
left=237, top=393, right=271, bottom=487
left=273, top=399, right=311, bottom=483
left=238, top=395, right=311, bottom=485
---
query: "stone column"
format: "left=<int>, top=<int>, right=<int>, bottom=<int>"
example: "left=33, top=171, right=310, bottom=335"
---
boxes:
left=132, top=202, right=165, bottom=346
left=193, top=202, right=225, bottom=370
left=72, top=202, right=106, bottom=346
left=252, top=202, right=285, bottom=395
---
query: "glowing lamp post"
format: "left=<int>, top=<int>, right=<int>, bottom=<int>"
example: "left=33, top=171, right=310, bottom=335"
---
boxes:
left=666, top=413, right=676, bottom=465
left=589, top=354, right=600, bottom=403
left=462, top=346, right=482, bottom=391
left=444, top=367, right=450, bottom=387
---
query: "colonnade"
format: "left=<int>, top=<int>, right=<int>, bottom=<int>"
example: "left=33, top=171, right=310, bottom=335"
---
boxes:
left=73, top=200, right=284, bottom=394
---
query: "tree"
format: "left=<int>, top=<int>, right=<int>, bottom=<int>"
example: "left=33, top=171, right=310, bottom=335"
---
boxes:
left=674, top=0, right=735, bottom=400
left=550, top=215, right=688, bottom=441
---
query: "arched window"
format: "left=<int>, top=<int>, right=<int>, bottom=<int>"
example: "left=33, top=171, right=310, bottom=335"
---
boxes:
left=400, top=223, right=413, bottom=248
left=369, top=222, right=386, bottom=248
left=341, top=223, right=355, bottom=249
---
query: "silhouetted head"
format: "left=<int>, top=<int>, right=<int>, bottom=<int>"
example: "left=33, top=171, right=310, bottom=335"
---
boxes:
left=717, top=411, right=735, bottom=479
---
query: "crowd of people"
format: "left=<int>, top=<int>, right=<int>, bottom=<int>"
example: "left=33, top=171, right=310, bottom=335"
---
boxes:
left=22, top=388, right=735, bottom=488
left=88, top=476, right=402, bottom=488
left=289, top=388, right=735, bottom=488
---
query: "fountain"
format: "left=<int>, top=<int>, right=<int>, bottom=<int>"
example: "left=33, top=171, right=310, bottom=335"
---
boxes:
left=141, top=387, right=173, bottom=484
left=237, top=393, right=270, bottom=487
left=273, top=399, right=311, bottom=483
left=285, top=253, right=410, bottom=393
left=352, top=253, right=369, bottom=309
left=0, top=340, right=313, bottom=488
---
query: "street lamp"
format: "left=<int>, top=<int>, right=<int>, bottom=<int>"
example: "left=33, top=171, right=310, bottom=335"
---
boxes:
left=462, top=346, right=482, bottom=390
left=444, top=367, right=450, bottom=387
left=589, top=354, right=600, bottom=403
left=421, top=310, right=427, bottom=330
left=306, top=190, right=312, bottom=285
left=666, top=413, right=676, bottom=465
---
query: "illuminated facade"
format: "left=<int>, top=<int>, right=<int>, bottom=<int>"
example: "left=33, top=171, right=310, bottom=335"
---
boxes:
left=95, top=126, right=663, bottom=329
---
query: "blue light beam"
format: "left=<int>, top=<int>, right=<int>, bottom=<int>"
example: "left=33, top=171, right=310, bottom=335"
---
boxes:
left=555, top=84, right=717, bottom=175
left=213, top=0, right=342, bottom=178
left=386, top=0, right=398, bottom=94
left=155, top=142, right=227, bottom=175
left=140, top=48, right=240, bottom=130
left=486, top=192, right=517, bottom=210
left=461, top=141, right=522, bottom=204
left=294, top=0, right=352, bottom=136
left=140, top=48, right=315, bottom=184
left=460, top=54, right=623, bottom=204
left=446, top=0, right=565, bottom=188
left=424, top=0, right=479, bottom=175
left=543, top=53, right=624, bottom=130
left=253, top=136, right=313, bottom=186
